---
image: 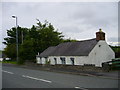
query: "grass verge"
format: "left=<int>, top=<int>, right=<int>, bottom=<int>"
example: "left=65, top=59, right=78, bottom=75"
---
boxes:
left=1, top=60, right=17, bottom=64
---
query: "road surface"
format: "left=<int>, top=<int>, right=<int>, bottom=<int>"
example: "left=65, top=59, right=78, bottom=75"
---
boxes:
left=2, top=65, right=118, bottom=89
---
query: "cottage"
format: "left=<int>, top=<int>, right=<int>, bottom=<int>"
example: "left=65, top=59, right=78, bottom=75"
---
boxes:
left=36, top=29, right=115, bottom=67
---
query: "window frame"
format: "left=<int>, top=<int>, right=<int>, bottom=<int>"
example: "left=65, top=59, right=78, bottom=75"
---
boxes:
left=54, top=58, right=57, bottom=65
left=70, top=58, right=75, bottom=65
left=60, top=57, right=66, bottom=65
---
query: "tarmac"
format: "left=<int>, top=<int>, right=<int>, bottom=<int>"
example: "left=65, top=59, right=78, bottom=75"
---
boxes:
left=2, top=63, right=120, bottom=80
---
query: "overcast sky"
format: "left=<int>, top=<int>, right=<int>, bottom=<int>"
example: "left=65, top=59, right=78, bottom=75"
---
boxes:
left=1, top=1, right=119, bottom=50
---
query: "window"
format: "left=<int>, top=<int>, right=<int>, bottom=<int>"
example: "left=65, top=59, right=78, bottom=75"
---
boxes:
left=54, top=58, right=57, bottom=65
left=60, top=57, right=66, bottom=64
left=70, top=58, right=74, bottom=65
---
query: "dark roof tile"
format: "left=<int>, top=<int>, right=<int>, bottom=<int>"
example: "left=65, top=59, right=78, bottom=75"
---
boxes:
left=39, top=38, right=98, bottom=57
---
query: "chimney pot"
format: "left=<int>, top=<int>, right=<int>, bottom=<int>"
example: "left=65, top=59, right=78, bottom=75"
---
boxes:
left=96, top=29, right=105, bottom=41
left=99, top=28, right=102, bottom=32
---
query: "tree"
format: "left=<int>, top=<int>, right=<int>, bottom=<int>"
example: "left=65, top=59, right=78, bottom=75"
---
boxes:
left=3, top=19, right=76, bottom=64
left=4, top=44, right=16, bottom=60
left=3, top=26, right=29, bottom=45
left=62, top=38, right=78, bottom=43
left=36, top=20, right=64, bottom=52
left=3, top=26, right=29, bottom=61
left=19, top=39, right=36, bottom=62
left=3, top=27, right=16, bottom=45
left=110, top=45, right=120, bottom=58
left=17, top=20, right=64, bottom=63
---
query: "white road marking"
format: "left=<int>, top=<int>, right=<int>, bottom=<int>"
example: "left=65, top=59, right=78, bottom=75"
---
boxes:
left=75, top=86, right=88, bottom=90
left=2, top=70, right=14, bottom=74
left=22, top=75, right=52, bottom=83
left=75, top=86, right=80, bottom=89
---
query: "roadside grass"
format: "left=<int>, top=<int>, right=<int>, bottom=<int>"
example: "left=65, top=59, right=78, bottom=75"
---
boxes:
left=1, top=60, right=17, bottom=64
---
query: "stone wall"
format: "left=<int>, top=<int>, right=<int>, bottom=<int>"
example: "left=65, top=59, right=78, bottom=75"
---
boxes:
left=43, top=64, right=104, bottom=72
left=25, top=61, right=106, bottom=72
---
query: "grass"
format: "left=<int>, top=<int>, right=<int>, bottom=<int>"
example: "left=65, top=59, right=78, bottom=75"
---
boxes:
left=1, top=60, right=17, bottom=64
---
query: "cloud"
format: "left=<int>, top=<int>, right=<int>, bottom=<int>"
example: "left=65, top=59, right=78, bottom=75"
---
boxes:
left=108, top=37, right=120, bottom=42
left=1, top=2, right=118, bottom=50
left=71, top=2, right=117, bottom=27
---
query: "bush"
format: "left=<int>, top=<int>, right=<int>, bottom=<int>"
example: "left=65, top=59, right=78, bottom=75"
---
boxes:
left=17, top=59, right=25, bottom=65
left=45, top=60, right=51, bottom=65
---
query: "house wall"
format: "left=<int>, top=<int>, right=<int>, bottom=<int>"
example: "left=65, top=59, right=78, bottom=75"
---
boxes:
left=48, top=56, right=88, bottom=65
left=36, top=56, right=40, bottom=64
left=36, top=57, right=46, bottom=64
left=41, top=57, right=46, bottom=64
left=88, top=40, right=115, bottom=67
left=48, top=41, right=115, bottom=67
left=36, top=41, right=115, bottom=67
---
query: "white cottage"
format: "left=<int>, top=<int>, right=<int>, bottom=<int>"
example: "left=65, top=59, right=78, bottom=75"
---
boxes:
left=36, top=29, right=115, bottom=67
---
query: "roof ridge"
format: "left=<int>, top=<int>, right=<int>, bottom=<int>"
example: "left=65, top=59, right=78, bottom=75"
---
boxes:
left=39, top=38, right=98, bottom=57
left=77, top=38, right=96, bottom=42
left=58, top=38, right=96, bottom=45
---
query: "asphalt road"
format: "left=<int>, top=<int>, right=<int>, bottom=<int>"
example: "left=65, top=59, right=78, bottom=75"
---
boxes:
left=2, top=65, right=118, bottom=89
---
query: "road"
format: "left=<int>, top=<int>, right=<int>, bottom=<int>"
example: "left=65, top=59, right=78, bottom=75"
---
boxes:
left=2, top=65, right=118, bottom=89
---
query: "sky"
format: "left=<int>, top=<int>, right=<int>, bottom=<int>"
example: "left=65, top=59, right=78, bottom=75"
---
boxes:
left=0, top=1, right=119, bottom=50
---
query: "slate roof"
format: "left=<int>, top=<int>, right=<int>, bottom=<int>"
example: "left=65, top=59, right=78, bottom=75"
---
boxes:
left=39, top=38, right=98, bottom=57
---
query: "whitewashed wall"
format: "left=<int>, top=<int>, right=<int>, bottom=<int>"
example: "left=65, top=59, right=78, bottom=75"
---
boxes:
left=36, top=40, right=115, bottom=67
left=36, top=57, right=46, bottom=64
left=41, top=57, right=46, bottom=64
left=48, top=56, right=88, bottom=65
left=88, top=40, right=115, bottom=67
left=49, top=56, right=72, bottom=65
left=48, top=41, right=115, bottom=67
left=36, top=57, right=40, bottom=64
